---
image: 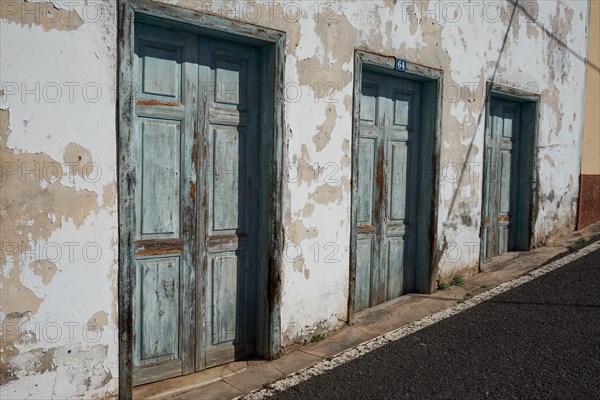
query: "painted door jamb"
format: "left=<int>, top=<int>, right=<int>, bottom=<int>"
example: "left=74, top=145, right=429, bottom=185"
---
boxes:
left=349, top=50, right=443, bottom=324
left=479, top=81, right=540, bottom=271
left=117, top=0, right=285, bottom=397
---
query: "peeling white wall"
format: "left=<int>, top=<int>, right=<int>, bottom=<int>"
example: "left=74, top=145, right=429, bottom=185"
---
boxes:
left=1, top=1, right=118, bottom=398
left=0, top=0, right=590, bottom=397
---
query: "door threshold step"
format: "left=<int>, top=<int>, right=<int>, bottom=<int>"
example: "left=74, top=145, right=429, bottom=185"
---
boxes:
left=133, top=361, right=249, bottom=399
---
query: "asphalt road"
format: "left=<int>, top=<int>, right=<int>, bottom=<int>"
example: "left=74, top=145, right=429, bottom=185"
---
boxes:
left=270, top=247, right=600, bottom=400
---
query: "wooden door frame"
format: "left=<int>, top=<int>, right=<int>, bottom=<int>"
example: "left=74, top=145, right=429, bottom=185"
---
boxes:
left=348, top=51, right=443, bottom=324
left=479, top=82, right=540, bottom=270
left=117, top=1, right=285, bottom=397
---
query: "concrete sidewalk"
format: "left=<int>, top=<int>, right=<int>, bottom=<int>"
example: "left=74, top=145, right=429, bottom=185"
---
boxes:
left=133, top=222, right=600, bottom=400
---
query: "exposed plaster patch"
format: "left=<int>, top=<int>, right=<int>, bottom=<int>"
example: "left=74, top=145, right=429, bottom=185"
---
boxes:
left=87, top=311, right=109, bottom=332
left=340, top=138, right=351, bottom=170
left=101, top=183, right=117, bottom=210
left=544, top=154, right=556, bottom=168
left=313, top=106, right=337, bottom=152
left=309, top=181, right=345, bottom=205
left=293, top=144, right=320, bottom=187
left=403, top=0, right=433, bottom=37
left=524, top=0, right=541, bottom=24
left=287, top=219, right=318, bottom=244
left=542, top=88, right=565, bottom=143
left=302, top=203, right=315, bottom=218
left=286, top=219, right=317, bottom=278
left=296, top=13, right=356, bottom=97
left=0, top=313, right=37, bottom=385
left=0, top=324, right=21, bottom=384
left=527, top=21, right=540, bottom=39
left=28, top=260, right=57, bottom=285
left=1, top=264, right=44, bottom=315
left=17, top=347, right=57, bottom=374
left=548, top=2, right=574, bottom=85
left=343, top=95, right=353, bottom=113
left=0, top=0, right=84, bottom=32
left=292, top=254, right=305, bottom=274
left=63, top=142, right=93, bottom=179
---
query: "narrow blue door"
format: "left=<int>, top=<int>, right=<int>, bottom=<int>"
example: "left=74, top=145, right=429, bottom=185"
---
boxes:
left=483, top=99, right=520, bottom=259
left=196, top=38, right=261, bottom=369
left=354, top=72, right=422, bottom=312
left=131, top=23, right=198, bottom=385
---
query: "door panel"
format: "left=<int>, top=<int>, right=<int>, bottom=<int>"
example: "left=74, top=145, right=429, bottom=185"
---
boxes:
left=483, top=99, right=520, bottom=259
left=355, top=238, right=373, bottom=311
left=209, top=255, right=239, bottom=345
left=198, top=38, right=261, bottom=369
left=141, top=45, right=181, bottom=99
left=211, top=125, right=243, bottom=231
left=140, top=120, right=181, bottom=236
left=354, top=72, right=421, bottom=312
left=138, top=258, right=180, bottom=364
left=132, top=23, right=198, bottom=385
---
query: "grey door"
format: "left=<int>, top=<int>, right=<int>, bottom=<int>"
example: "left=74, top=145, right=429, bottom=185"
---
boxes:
left=354, top=72, right=422, bottom=312
left=482, top=98, right=520, bottom=259
left=130, top=23, right=261, bottom=384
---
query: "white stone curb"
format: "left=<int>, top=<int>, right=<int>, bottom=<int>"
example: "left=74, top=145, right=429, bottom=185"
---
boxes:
left=240, top=240, right=600, bottom=399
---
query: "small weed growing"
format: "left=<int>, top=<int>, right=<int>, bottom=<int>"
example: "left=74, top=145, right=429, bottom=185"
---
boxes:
left=452, top=275, right=464, bottom=286
left=303, top=333, right=326, bottom=346
left=568, top=237, right=587, bottom=251
left=310, top=333, right=326, bottom=343
left=439, top=282, right=450, bottom=291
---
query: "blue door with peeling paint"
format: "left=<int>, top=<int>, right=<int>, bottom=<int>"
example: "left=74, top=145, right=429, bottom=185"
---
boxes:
left=197, top=37, right=261, bottom=370
left=130, top=23, right=261, bottom=385
left=354, top=72, right=422, bottom=312
left=482, top=98, right=521, bottom=259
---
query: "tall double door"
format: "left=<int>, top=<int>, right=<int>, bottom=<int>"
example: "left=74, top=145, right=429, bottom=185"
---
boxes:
left=130, top=23, right=262, bottom=385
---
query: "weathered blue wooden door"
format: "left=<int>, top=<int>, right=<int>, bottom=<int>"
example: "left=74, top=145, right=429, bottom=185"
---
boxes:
left=196, top=38, right=261, bottom=369
left=354, top=72, right=422, bottom=312
left=131, top=23, right=198, bottom=385
left=483, top=99, right=520, bottom=259
left=131, top=23, right=261, bottom=384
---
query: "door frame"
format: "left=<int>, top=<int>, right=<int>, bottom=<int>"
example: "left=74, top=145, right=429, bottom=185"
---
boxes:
left=348, top=51, right=443, bottom=323
left=117, top=0, right=285, bottom=397
left=479, top=82, right=540, bottom=270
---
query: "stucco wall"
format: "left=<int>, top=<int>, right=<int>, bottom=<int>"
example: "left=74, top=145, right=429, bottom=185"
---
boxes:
left=0, top=0, right=590, bottom=397
left=1, top=1, right=118, bottom=398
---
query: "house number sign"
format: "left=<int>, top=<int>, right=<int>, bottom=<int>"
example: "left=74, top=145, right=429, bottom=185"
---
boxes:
left=395, top=58, right=407, bottom=71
